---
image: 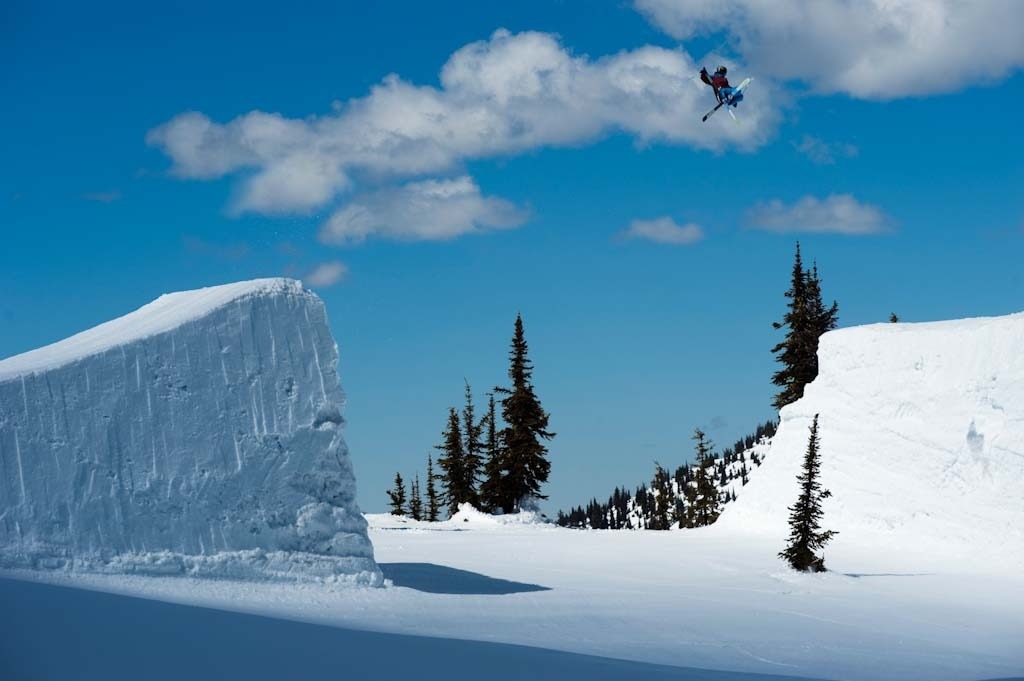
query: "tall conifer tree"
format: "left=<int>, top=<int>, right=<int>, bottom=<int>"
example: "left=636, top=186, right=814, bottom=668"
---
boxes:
left=436, top=407, right=467, bottom=516
left=805, top=262, right=839, bottom=380
left=387, top=472, right=407, bottom=516
left=461, top=380, right=484, bottom=507
left=772, top=243, right=811, bottom=410
left=779, top=414, right=836, bottom=572
left=479, top=393, right=504, bottom=512
left=426, top=455, right=441, bottom=522
left=772, top=245, right=839, bottom=410
left=495, top=314, right=554, bottom=512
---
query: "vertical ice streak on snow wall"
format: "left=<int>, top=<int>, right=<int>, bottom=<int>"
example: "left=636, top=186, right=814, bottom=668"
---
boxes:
left=13, top=430, right=26, bottom=505
left=0, top=279, right=381, bottom=584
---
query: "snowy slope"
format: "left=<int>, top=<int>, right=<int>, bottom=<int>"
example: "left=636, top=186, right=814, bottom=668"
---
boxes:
left=0, top=279, right=381, bottom=584
left=719, top=312, right=1024, bottom=569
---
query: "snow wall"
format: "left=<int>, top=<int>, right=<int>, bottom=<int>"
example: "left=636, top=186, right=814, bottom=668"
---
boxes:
left=719, top=312, right=1024, bottom=569
left=0, top=279, right=382, bottom=584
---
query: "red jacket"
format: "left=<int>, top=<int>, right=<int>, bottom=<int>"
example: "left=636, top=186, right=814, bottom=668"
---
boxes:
left=700, top=70, right=731, bottom=93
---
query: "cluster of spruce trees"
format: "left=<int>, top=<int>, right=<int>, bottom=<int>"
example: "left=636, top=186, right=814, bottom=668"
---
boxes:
left=387, top=314, right=554, bottom=519
left=556, top=419, right=776, bottom=529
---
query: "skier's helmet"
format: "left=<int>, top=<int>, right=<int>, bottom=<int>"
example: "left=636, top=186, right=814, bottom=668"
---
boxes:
left=716, top=65, right=727, bottom=75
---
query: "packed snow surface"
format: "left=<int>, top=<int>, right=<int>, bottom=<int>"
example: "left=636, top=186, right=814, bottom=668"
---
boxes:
left=0, top=279, right=381, bottom=584
left=719, top=312, right=1024, bottom=570
left=7, top=515, right=1022, bottom=680
left=2, top=305, right=1022, bottom=679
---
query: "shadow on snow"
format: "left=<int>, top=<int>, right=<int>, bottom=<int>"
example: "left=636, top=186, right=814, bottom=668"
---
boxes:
left=0, top=576, right=834, bottom=681
left=379, top=562, right=551, bottom=595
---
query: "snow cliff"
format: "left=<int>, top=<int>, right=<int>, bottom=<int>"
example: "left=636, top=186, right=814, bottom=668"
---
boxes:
left=719, top=312, right=1024, bottom=569
left=0, top=279, right=382, bottom=584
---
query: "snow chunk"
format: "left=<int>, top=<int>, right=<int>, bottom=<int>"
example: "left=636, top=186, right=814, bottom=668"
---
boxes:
left=367, top=504, right=552, bottom=532
left=0, top=279, right=382, bottom=584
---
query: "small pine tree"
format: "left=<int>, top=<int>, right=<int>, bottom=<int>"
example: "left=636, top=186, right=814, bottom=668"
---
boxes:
left=426, top=455, right=441, bottom=522
left=387, top=472, right=407, bottom=516
left=691, top=428, right=721, bottom=527
left=779, top=414, right=837, bottom=572
left=409, top=474, right=423, bottom=521
left=436, top=407, right=467, bottom=516
left=889, top=312, right=899, bottom=323
left=495, top=314, right=554, bottom=513
left=651, top=462, right=673, bottom=530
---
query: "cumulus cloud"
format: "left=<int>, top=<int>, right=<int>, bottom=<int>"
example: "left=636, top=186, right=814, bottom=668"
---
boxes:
left=304, top=261, right=349, bottom=288
left=147, top=29, right=779, bottom=235
left=747, top=194, right=890, bottom=235
left=793, top=135, right=858, bottom=165
left=621, top=217, right=704, bottom=245
left=635, top=0, right=1024, bottom=98
left=319, top=176, right=527, bottom=245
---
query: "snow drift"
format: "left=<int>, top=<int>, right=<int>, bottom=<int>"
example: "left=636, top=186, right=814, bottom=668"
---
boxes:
left=0, top=279, right=382, bottom=584
left=719, top=312, right=1024, bottom=569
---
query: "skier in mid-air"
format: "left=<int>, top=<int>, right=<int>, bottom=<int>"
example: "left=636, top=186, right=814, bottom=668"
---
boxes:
left=700, top=66, right=743, bottom=106
left=698, top=65, right=752, bottom=122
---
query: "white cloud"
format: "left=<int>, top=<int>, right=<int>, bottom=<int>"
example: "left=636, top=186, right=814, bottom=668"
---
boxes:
left=635, top=0, right=1024, bottom=98
left=793, top=135, right=858, bottom=165
left=147, top=29, right=780, bottom=232
left=232, top=153, right=349, bottom=215
left=747, top=194, right=890, bottom=235
left=304, top=261, right=349, bottom=288
left=621, top=217, right=704, bottom=245
left=319, top=176, right=527, bottom=245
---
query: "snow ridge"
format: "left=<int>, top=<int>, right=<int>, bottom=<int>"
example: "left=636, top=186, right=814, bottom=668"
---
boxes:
left=719, top=312, right=1024, bottom=569
left=0, top=278, right=304, bottom=382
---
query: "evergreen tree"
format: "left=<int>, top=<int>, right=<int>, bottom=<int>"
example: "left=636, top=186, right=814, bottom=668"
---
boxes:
left=409, top=474, right=423, bottom=521
left=479, top=393, right=505, bottom=512
left=889, top=312, right=899, bottom=323
left=435, top=407, right=468, bottom=516
left=387, top=472, right=407, bottom=516
left=495, top=314, right=554, bottom=512
left=426, top=455, right=441, bottom=522
left=805, top=262, right=839, bottom=380
left=461, top=380, right=484, bottom=507
left=779, top=414, right=837, bottom=572
left=691, top=428, right=721, bottom=527
left=651, top=462, right=673, bottom=530
left=772, top=244, right=811, bottom=409
left=772, top=245, right=839, bottom=410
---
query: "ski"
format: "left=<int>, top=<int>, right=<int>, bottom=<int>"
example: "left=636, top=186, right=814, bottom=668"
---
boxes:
left=702, top=100, right=725, bottom=122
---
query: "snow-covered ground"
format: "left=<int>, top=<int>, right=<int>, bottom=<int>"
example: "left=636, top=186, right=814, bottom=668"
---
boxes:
left=5, top=513, right=1022, bottom=680
left=3, top=293, right=1023, bottom=679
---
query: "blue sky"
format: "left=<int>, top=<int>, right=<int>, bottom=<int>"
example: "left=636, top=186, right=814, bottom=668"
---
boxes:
left=2, top=0, right=1023, bottom=513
